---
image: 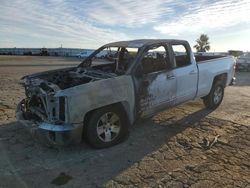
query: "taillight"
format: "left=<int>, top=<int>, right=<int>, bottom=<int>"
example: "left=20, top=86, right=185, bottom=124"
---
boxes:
left=233, top=63, right=236, bottom=70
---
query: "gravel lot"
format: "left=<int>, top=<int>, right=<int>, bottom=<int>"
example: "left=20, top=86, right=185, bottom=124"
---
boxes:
left=0, top=56, right=249, bottom=188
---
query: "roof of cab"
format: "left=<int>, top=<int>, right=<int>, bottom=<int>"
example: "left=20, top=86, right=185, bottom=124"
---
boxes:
left=103, top=39, right=188, bottom=48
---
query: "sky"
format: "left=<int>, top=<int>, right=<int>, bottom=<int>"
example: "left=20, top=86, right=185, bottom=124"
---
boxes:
left=0, top=0, right=250, bottom=52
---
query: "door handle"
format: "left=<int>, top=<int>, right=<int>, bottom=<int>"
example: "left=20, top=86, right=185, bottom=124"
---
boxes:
left=189, top=70, right=197, bottom=75
left=167, top=75, right=175, bottom=80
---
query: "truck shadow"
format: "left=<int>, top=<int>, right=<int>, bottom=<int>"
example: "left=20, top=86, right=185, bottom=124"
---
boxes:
left=0, top=106, right=213, bottom=187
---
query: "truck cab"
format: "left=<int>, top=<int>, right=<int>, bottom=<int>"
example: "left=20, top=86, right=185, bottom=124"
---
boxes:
left=130, top=40, right=198, bottom=118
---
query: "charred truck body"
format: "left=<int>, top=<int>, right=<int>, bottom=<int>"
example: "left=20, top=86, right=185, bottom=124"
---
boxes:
left=16, top=39, right=236, bottom=148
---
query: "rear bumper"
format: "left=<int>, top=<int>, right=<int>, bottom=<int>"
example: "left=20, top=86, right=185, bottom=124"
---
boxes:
left=16, top=101, right=83, bottom=146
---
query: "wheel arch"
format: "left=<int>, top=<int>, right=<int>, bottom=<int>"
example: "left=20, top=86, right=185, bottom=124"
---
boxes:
left=83, top=101, right=133, bottom=130
left=201, top=73, right=227, bottom=100
left=212, top=73, right=228, bottom=88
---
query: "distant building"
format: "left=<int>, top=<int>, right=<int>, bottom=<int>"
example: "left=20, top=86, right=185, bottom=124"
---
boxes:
left=0, top=48, right=95, bottom=57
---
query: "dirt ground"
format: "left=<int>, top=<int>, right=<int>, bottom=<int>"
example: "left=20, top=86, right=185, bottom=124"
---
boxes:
left=0, top=56, right=249, bottom=188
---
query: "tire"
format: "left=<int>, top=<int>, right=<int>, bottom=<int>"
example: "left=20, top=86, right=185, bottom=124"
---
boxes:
left=203, top=81, right=224, bottom=110
left=84, top=105, right=129, bottom=148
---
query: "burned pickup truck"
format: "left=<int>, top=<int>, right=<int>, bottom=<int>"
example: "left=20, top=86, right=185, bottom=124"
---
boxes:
left=16, top=39, right=236, bottom=148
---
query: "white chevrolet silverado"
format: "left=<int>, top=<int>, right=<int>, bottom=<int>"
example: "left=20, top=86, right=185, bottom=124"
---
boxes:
left=16, top=39, right=236, bottom=148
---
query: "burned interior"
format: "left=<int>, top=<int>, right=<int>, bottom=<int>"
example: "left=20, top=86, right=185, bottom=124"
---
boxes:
left=25, top=45, right=139, bottom=89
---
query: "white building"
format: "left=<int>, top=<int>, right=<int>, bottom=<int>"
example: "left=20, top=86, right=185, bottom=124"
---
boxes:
left=0, top=48, right=95, bottom=57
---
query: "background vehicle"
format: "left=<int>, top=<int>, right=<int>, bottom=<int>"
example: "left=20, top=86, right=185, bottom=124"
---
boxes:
left=76, top=50, right=94, bottom=58
left=236, top=53, right=250, bottom=71
left=16, top=39, right=236, bottom=148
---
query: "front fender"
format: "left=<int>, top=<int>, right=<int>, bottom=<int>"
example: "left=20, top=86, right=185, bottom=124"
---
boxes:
left=56, top=75, right=135, bottom=125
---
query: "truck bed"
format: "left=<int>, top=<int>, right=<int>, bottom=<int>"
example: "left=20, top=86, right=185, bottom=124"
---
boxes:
left=196, top=55, right=235, bottom=97
left=175, top=55, right=226, bottom=67
left=195, top=55, right=225, bottom=63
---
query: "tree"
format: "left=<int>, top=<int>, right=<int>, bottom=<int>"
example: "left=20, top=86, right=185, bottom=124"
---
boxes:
left=194, top=34, right=211, bottom=52
left=228, top=50, right=243, bottom=57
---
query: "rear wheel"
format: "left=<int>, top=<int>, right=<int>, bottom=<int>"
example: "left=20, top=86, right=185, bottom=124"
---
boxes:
left=203, top=82, right=224, bottom=109
left=84, top=106, right=129, bottom=148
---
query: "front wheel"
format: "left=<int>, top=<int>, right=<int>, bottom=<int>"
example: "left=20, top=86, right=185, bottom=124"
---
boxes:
left=84, top=106, right=129, bottom=148
left=203, top=82, right=224, bottom=109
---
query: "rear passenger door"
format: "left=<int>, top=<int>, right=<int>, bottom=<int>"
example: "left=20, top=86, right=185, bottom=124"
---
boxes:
left=170, top=43, right=198, bottom=104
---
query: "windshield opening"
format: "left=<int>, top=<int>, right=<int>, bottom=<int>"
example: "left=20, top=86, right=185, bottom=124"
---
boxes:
left=80, top=46, right=139, bottom=75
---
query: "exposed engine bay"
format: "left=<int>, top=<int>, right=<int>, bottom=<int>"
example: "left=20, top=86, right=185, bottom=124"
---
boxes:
left=20, top=64, right=117, bottom=123
left=24, top=65, right=117, bottom=91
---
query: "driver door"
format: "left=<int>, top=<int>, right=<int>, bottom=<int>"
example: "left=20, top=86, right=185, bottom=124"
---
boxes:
left=135, top=44, right=177, bottom=118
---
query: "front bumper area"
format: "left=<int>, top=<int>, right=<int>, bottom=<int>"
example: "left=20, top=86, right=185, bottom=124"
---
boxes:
left=16, top=101, right=83, bottom=146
